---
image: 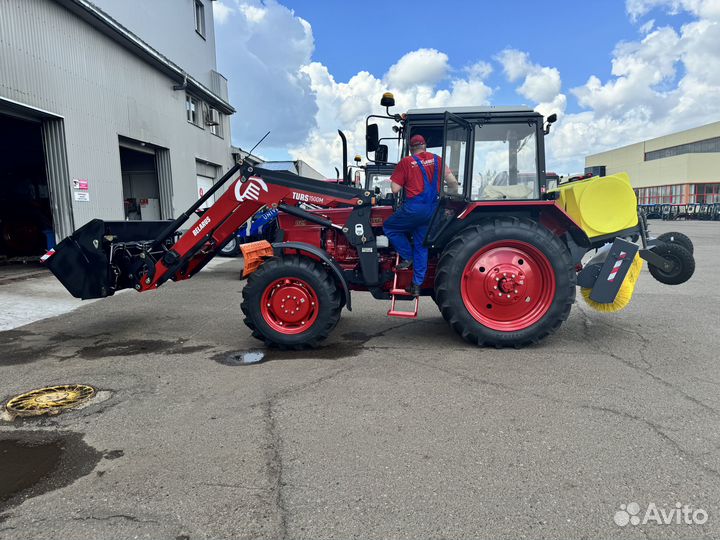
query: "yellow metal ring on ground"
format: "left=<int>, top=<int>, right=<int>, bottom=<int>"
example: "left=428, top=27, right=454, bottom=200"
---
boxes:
left=5, top=384, right=96, bottom=416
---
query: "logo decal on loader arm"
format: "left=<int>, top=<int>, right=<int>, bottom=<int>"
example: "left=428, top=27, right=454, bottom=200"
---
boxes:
left=235, top=176, right=269, bottom=202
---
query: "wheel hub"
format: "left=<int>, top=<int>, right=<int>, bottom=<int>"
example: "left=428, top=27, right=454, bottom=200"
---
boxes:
left=261, top=278, right=318, bottom=334
left=271, top=283, right=312, bottom=324
left=461, top=241, right=556, bottom=331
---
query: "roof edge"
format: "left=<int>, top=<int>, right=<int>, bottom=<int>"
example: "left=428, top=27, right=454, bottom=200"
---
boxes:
left=56, top=0, right=235, bottom=115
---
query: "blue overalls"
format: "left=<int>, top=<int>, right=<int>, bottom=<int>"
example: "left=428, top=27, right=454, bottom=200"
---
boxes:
left=383, top=155, right=439, bottom=286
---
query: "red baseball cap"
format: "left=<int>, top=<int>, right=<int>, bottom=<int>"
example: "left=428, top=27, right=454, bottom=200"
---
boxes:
left=409, top=134, right=426, bottom=147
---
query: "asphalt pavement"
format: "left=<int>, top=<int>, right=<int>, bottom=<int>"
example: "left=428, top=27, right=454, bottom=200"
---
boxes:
left=0, top=221, right=719, bottom=540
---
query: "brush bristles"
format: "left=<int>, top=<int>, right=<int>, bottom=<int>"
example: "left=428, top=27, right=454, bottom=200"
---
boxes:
left=581, top=254, right=644, bottom=313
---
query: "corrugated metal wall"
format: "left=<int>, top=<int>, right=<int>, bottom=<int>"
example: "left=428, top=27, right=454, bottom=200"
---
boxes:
left=155, top=149, right=174, bottom=220
left=41, top=119, right=75, bottom=239
left=0, top=0, right=234, bottom=232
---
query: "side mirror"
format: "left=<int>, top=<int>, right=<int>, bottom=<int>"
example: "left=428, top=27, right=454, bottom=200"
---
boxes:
left=544, top=113, right=558, bottom=135
left=366, top=123, right=379, bottom=153
left=375, top=144, right=388, bottom=163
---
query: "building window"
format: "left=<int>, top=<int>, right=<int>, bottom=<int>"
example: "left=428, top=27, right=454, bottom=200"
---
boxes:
left=186, top=94, right=201, bottom=127
left=194, top=0, right=206, bottom=37
left=207, top=108, right=223, bottom=138
left=690, top=183, right=720, bottom=204
left=636, top=184, right=684, bottom=205
left=645, top=136, right=720, bottom=161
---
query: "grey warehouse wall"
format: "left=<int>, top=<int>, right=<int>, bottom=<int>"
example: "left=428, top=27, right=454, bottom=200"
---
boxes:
left=0, top=0, right=233, bottom=228
left=89, top=0, right=218, bottom=89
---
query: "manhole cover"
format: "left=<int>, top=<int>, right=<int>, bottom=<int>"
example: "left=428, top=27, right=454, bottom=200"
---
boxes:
left=5, top=384, right=96, bottom=417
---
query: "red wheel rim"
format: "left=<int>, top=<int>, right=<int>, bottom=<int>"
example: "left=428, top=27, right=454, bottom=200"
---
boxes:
left=260, top=278, right=319, bottom=335
left=460, top=240, right=556, bottom=332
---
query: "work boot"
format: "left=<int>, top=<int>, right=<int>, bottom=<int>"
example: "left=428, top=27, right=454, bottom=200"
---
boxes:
left=405, top=283, right=421, bottom=297
left=395, top=259, right=413, bottom=271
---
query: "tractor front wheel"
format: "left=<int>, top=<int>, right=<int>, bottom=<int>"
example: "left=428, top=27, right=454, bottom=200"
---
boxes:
left=435, top=218, right=576, bottom=347
left=241, top=255, right=342, bottom=349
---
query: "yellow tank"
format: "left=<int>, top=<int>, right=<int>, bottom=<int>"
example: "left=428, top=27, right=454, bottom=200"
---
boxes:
left=552, top=172, right=638, bottom=238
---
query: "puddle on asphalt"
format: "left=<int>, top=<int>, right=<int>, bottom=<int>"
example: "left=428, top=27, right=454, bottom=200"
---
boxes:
left=211, top=341, right=367, bottom=366
left=0, top=431, right=103, bottom=518
left=214, top=350, right=267, bottom=366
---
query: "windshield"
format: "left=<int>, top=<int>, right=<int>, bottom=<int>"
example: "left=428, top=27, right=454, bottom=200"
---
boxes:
left=471, top=122, right=538, bottom=200
left=368, top=173, right=393, bottom=197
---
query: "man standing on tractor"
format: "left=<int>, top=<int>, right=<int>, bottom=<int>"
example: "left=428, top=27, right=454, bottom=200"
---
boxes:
left=384, top=134, right=458, bottom=296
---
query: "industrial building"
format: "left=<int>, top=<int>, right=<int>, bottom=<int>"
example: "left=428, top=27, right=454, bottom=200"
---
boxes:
left=0, top=0, right=234, bottom=259
left=585, top=121, right=720, bottom=206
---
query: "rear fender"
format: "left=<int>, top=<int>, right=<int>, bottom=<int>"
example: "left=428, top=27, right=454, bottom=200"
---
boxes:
left=452, top=202, right=590, bottom=262
left=271, top=241, right=352, bottom=311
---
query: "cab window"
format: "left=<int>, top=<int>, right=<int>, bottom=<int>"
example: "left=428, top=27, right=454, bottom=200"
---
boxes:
left=369, top=173, right=392, bottom=197
left=470, top=122, right=538, bottom=200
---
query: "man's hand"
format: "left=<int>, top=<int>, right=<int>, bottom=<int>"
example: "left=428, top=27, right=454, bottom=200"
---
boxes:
left=444, top=168, right=460, bottom=195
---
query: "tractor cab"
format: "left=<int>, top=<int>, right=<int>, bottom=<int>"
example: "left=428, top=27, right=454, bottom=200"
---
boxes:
left=366, top=103, right=556, bottom=204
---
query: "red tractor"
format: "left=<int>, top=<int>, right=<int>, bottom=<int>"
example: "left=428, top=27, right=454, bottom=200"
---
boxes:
left=44, top=95, right=695, bottom=349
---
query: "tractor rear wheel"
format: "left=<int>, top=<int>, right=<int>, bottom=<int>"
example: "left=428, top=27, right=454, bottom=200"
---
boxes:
left=241, top=255, right=342, bottom=349
left=435, top=218, right=576, bottom=347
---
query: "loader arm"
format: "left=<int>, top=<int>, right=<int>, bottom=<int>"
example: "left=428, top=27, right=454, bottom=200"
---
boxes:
left=44, top=160, right=374, bottom=299
left=144, top=162, right=373, bottom=291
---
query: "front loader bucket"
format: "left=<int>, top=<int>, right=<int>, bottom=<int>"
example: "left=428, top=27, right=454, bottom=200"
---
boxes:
left=43, top=219, right=113, bottom=299
left=44, top=219, right=175, bottom=299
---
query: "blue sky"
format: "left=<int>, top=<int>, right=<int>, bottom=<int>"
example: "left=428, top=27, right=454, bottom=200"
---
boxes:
left=214, top=0, right=719, bottom=174
left=284, top=0, right=627, bottom=100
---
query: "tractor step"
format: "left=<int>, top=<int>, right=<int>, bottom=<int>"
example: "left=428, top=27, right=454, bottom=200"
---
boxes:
left=387, top=255, right=418, bottom=319
left=390, top=288, right=412, bottom=296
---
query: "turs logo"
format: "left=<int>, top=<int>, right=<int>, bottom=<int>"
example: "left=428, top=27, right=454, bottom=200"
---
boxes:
left=192, top=216, right=211, bottom=237
left=292, top=192, right=326, bottom=204
left=235, top=176, right=269, bottom=202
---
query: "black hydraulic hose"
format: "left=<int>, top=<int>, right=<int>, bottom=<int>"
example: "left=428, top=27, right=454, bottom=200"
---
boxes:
left=152, top=161, right=243, bottom=248
left=277, top=203, right=343, bottom=230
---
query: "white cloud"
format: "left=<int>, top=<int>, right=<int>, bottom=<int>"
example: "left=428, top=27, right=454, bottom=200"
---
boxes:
left=385, top=49, right=450, bottom=90
left=543, top=1, right=720, bottom=172
left=464, top=61, right=493, bottom=80
left=496, top=49, right=531, bottom=82
left=214, top=0, right=318, bottom=149
left=626, top=0, right=720, bottom=20
left=212, top=1, right=234, bottom=25
left=640, top=18, right=656, bottom=33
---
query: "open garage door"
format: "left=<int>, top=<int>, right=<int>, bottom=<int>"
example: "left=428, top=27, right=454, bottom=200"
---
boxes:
left=0, top=114, right=53, bottom=258
left=0, top=99, right=74, bottom=260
